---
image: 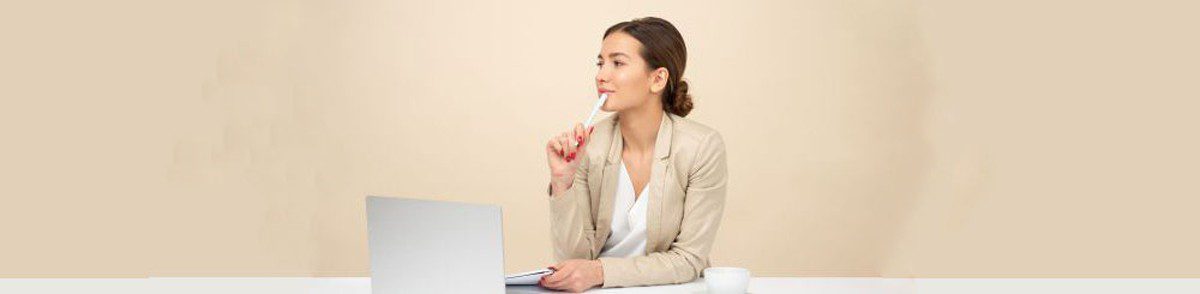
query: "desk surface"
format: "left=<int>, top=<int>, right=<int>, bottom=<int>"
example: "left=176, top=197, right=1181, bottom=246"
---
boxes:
left=507, top=277, right=911, bottom=293
left=0, top=277, right=896, bottom=293
left=3, top=277, right=1200, bottom=293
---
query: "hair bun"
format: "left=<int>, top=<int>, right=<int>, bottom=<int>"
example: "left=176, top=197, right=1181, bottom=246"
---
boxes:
left=669, top=79, right=694, bottom=117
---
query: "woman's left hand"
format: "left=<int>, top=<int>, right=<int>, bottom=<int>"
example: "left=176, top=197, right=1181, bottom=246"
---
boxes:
left=539, top=259, right=604, bottom=293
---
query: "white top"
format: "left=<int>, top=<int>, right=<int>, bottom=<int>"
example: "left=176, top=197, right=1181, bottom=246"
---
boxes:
left=599, top=162, right=649, bottom=258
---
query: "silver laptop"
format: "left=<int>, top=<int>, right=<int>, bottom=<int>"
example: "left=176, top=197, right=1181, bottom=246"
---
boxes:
left=367, top=196, right=505, bottom=293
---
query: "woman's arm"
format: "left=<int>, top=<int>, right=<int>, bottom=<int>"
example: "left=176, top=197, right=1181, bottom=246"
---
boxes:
left=598, top=132, right=728, bottom=288
left=545, top=124, right=599, bottom=261
left=549, top=146, right=600, bottom=262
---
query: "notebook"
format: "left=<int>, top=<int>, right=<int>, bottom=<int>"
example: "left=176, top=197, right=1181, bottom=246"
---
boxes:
left=506, top=268, right=555, bottom=285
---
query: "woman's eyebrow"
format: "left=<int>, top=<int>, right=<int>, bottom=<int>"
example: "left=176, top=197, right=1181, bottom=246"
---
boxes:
left=597, top=52, right=630, bottom=59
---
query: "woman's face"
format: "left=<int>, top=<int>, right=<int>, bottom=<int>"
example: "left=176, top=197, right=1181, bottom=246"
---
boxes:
left=595, top=32, right=668, bottom=112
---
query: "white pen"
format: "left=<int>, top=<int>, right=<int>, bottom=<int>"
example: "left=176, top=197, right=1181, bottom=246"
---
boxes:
left=576, top=93, right=608, bottom=148
left=584, top=93, right=609, bottom=128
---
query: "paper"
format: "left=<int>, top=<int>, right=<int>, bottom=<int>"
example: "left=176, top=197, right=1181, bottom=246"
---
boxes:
left=505, top=268, right=555, bottom=285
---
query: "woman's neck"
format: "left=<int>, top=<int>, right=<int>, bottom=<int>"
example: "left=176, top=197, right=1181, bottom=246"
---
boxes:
left=617, top=101, right=665, bottom=156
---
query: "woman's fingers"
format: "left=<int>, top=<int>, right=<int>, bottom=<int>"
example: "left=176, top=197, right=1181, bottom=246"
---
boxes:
left=543, top=271, right=570, bottom=289
left=540, top=272, right=558, bottom=288
left=543, top=265, right=565, bottom=285
left=571, top=123, right=590, bottom=153
left=560, top=132, right=577, bottom=161
left=554, top=134, right=569, bottom=159
left=573, top=123, right=587, bottom=148
left=548, top=136, right=564, bottom=159
left=585, top=124, right=594, bottom=144
left=549, top=123, right=592, bottom=165
left=542, top=262, right=574, bottom=287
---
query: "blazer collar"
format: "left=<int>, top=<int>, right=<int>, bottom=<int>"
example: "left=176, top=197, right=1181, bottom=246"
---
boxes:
left=606, top=113, right=674, bottom=164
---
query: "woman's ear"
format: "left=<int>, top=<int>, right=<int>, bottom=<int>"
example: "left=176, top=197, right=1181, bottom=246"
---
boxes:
left=649, top=67, right=670, bottom=94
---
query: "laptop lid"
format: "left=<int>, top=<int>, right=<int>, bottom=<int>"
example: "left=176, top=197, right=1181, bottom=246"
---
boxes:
left=366, top=196, right=504, bottom=293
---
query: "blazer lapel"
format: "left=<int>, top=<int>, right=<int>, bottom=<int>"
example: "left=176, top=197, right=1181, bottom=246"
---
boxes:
left=645, top=114, right=674, bottom=253
left=596, top=118, right=623, bottom=251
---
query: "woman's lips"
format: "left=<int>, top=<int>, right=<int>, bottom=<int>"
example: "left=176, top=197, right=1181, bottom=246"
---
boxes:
left=597, top=90, right=613, bottom=96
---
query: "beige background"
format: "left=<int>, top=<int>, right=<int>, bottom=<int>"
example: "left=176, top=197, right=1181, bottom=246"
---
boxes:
left=1, top=0, right=1197, bottom=277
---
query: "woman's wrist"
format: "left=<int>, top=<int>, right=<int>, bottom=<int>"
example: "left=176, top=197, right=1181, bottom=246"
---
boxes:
left=589, top=259, right=605, bottom=288
left=549, top=176, right=573, bottom=197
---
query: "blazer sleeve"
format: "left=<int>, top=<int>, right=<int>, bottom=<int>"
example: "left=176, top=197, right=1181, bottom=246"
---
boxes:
left=598, top=132, right=728, bottom=288
left=548, top=154, right=600, bottom=262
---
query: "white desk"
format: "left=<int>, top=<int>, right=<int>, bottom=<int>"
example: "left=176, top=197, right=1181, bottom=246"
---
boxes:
left=1, top=277, right=891, bottom=293
left=3, top=277, right=1200, bottom=293
left=508, top=277, right=910, bottom=293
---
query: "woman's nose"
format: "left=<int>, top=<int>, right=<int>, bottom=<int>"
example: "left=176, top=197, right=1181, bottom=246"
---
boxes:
left=595, top=66, right=611, bottom=84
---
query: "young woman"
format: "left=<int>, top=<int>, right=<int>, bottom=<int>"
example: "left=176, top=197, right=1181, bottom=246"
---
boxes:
left=540, top=17, right=728, bottom=292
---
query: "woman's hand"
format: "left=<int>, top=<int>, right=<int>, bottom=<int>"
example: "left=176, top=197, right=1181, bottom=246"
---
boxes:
left=546, top=123, right=594, bottom=196
left=539, top=259, right=604, bottom=292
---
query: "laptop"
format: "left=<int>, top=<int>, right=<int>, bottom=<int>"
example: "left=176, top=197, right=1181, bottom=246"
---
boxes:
left=366, top=196, right=554, bottom=293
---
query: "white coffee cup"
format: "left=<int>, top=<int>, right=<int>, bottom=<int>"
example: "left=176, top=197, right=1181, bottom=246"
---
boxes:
left=703, top=267, right=750, bottom=294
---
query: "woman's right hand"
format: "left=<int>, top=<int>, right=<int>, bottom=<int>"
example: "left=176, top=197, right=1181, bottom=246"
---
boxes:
left=546, top=123, right=594, bottom=196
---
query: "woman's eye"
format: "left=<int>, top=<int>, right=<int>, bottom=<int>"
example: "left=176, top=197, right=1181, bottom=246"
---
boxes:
left=614, top=61, right=624, bottom=67
left=596, top=61, right=603, bottom=67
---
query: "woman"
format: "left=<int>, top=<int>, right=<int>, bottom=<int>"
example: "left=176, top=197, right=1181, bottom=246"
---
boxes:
left=539, top=17, right=728, bottom=292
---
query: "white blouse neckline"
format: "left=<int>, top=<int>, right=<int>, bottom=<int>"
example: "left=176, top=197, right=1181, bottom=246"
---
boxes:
left=598, top=161, right=649, bottom=258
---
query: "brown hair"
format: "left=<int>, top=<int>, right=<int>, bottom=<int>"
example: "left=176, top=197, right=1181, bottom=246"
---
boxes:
left=603, top=17, right=693, bottom=117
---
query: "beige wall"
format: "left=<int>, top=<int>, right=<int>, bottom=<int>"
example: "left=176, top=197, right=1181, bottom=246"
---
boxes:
left=1, top=0, right=1197, bottom=277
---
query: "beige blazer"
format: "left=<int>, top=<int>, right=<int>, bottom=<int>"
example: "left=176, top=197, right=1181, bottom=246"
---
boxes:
left=548, top=113, right=728, bottom=288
